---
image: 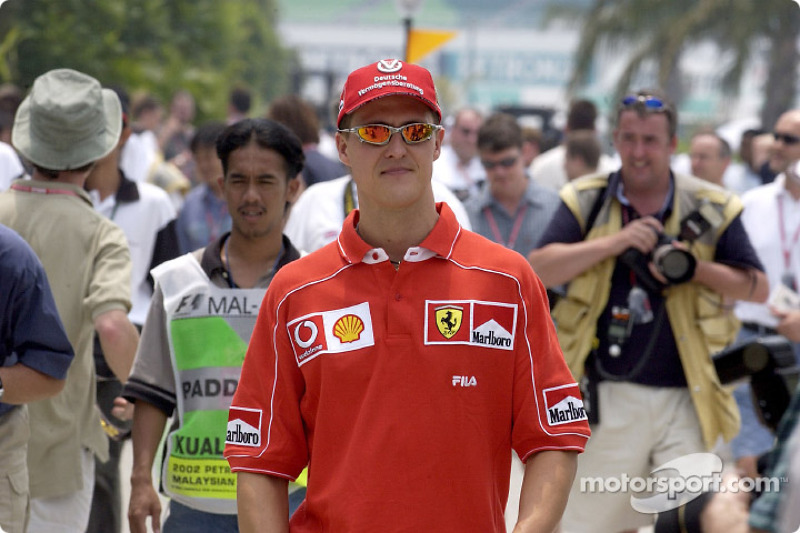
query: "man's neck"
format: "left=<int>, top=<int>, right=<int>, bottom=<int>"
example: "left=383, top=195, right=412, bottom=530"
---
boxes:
left=784, top=173, right=800, bottom=200
left=494, top=180, right=528, bottom=216
left=32, top=170, right=87, bottom=189
left=224, top=231, right=283, bottom=289
left=356, top=202, right=439, bottom=263
left=620, top=176, right=670, bottom=216
left=87, top=161, right=122, bottom=201
left=207, top=179, right=224, bottom=199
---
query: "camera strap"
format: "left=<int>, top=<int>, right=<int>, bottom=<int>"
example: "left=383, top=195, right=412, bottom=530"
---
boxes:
left=594, top=302, right=666, bottom=382
left=582, top=184, right=609, bottom=237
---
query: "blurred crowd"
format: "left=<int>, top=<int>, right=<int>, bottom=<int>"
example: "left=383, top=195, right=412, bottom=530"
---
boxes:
left=1, top=66, right=799, bottom=533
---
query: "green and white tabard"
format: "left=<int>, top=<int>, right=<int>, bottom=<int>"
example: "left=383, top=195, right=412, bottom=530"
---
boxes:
left=154, top=255, right=265, bottom=514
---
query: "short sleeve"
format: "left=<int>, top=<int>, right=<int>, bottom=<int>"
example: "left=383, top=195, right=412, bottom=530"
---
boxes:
left=122, top=285, right=177, bottom=415
left=536, top=200, right=583, bottom=248
left=224, top=285, right=308, bottom=480
left=86, top=221, right=132, bottom=319
left=510, top=264, right=591, bottom=460
left=9, top=245, right=74, bottom=379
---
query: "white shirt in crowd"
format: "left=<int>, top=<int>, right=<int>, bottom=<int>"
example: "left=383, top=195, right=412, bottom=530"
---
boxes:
left=0, top=141, right=23, bottom=192
left=529, top=144, right=616, bottom=192
left=120, top=130, right=160, bottom=183
left=90, top=180, right=177, bottom=325
left=432, top=144, right=486, bottom=200
left=735, top=174, right=800, bottom=328
left=285, top=175, right=472, bottom=254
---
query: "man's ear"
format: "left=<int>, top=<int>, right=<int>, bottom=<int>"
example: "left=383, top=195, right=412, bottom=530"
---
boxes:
left=432, top=126, right=445, bottom=162
left=286, top=176, right=302, bottom=204
left=336, top=132, right=352, bottom=168
left=119, top=125, right=132, bottom=148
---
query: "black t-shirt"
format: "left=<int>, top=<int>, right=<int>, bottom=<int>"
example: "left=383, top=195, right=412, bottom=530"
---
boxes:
left=537, top=176, right=764, bottom=387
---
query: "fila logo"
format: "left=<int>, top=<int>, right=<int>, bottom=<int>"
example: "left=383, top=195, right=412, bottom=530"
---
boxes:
left=377, top=59, right=403, bottom=73
left=452, top=375, right=477, bottom=387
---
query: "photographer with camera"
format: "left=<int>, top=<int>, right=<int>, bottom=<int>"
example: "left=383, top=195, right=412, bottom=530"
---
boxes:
left=529, top=89, right=769, bottom=533
left=730, top=112, right=800, bottom=486
left=653, top=335, right=800, bottom=533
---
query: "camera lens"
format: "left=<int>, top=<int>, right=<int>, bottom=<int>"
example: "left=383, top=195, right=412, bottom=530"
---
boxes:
left=653, top=245, right=696, bottom=284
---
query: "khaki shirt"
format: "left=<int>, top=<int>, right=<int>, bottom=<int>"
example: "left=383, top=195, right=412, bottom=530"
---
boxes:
left=0, top=179, right=131, bottom=498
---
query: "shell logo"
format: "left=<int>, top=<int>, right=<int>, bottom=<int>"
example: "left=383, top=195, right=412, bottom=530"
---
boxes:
left=333, top=314, right=364, bottom=343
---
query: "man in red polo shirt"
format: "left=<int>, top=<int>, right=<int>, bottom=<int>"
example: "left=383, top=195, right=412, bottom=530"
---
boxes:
left=225, top=59, right=590, bottom=532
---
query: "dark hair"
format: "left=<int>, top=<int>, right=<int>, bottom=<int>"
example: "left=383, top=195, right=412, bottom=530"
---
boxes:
left=0, top=84, right=22, bottom=114
left=267, top=95, right=320, bottom=145
left=191, top=121, right=227, bottom=153
left=477, top=112, right=522, bottom=152
left=216, top=118, right=305, bottom=180
left=742, top=128, right=765, bottom=139
left=111, top=86, right=130, bottom=127
left=565, top=131, right=601, bottom=169
left=131, top=95, right=161, bottom=120
left=567, top=99, right=598, bottom=131
left=229, top=87, right=252, bottom=114
left=521, top=126, right=542, bottom=146
left=691, top=131, right=732, bottom=159
left=616, top=89, right=678, bottom=139
left=0, top=109, right=14, bottom=135
left=33, top=162, right=93, bottom=179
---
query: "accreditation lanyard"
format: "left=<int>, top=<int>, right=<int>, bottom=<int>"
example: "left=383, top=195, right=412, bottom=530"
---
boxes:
left=11, top=182, right=84, bottom=200
left=205, top=194, right=229, bottom=243
left=483, top=203, right=528, bottom=249
left=621, top=206, right=639, bottom=287
left=777, top=194, right=800, bottom=272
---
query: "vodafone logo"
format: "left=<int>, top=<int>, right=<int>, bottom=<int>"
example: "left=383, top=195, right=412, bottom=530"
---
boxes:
left=377, top=59, right=403, bottom=73
left=287, top=303, right=375, bottom=365
left=294, top=320, right=319, bottom=349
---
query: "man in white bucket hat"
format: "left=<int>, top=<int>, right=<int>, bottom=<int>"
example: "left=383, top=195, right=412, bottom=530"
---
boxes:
left=0, top=68, right=140, bottom=532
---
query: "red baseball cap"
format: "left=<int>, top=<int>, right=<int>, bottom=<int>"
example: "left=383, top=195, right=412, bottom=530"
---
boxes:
left=337, top=59, right=441, bottom=128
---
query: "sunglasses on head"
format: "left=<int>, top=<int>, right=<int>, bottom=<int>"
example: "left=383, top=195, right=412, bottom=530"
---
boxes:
left=481, top=156, right=518, bottom=170
left=338, top=123, right=442, bottom=146
left=773, top=132, right=800, bottom=145
left=621, top=94, right=666, bottom=111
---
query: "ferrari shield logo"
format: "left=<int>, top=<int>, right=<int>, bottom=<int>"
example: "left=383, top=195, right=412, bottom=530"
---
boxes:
left=435, top=305, right=463, bottom=339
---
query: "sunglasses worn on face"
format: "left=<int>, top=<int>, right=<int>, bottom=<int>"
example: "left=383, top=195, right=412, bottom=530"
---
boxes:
left=338, top=123, right=442, bottom=146
left=481, top=156, right=518, bottom=170
left=774, top=132, right=800, bottom=145
left=621, top=95, right=666, bottom=111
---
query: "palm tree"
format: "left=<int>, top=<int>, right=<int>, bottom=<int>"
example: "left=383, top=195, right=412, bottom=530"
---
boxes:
left=556, top=0, right=800, bottom=129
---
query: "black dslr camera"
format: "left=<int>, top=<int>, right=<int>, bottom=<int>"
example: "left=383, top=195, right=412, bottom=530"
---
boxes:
left=713, top=335, right=799, bottom=432
left=655, top=337, right=798, bottom=533
left=619, top=203, right=723, bottom=292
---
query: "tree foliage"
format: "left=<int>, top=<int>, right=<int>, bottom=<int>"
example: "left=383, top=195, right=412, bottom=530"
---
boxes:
left=0, top=0, right=292, bottom=119
left=551, top=0, right=800, bottom=128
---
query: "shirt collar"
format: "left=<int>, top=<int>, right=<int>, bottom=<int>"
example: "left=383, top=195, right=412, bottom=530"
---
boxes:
left=87, top=170, right=140, bottom=207
left=612, top=170, right=675, bottom=219
left=473, top=175, right=541, bottom=211
left=337, top=202, right=462, bottom=266
left=115, top=170, right=140, bottom=204
left=17, top=179, right=93, bottom=207
left=203, top=232, right=301, bottom=283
